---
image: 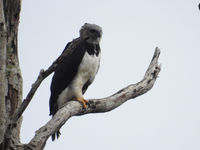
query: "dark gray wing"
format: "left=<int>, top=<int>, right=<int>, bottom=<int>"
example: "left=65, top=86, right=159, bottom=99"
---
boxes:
left=49, top=38, right=87, bottom=115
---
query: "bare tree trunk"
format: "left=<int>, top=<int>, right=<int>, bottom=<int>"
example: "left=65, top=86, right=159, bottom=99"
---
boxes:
left=0, top=0, right=22, bottom=149
left=0, top=0, right=7, bottom=146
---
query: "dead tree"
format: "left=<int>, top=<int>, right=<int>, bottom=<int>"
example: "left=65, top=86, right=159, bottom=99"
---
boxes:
left=0, top=0, right=23, bottom=149
left=0, top=0, right=161, bottom=149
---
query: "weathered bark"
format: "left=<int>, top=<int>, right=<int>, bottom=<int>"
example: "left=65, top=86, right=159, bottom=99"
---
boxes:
left=0, top=0, right=7, bottom=145
left=0, top=0, right=22, bottom=149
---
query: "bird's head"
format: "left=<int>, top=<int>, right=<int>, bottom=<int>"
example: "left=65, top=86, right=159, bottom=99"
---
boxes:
left=80, top=23, right=102, bottom=44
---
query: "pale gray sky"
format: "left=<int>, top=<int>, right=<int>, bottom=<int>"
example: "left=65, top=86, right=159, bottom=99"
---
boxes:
left=18, top=0, right=200, bottom=150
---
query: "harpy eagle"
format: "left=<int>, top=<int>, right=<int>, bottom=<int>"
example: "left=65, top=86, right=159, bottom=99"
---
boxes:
left=49, top=23, right=102, bottom=140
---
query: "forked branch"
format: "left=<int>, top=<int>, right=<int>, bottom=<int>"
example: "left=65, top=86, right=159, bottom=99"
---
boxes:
left=23, top=47, right=161, bottom=150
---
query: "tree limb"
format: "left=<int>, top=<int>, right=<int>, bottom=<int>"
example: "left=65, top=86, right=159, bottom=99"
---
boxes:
left=12, top=40, right=76, bottom=124
left=11, top=51, right=66, bottom=123
left=25, top=47, right=161, bottom=150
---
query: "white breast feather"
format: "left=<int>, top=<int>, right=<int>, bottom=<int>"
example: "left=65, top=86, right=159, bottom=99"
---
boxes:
left=57, top=51, right=101, bottom=108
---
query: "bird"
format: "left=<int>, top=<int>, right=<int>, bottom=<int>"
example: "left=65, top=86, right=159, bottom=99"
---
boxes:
left=49, top=23, right=102, bottom=140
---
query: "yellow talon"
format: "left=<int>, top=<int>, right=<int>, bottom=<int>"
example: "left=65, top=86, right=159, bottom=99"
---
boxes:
left=76, top=97, right=88, bottom=108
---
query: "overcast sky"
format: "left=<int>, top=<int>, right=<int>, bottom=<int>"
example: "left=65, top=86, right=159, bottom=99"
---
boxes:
left=18, top=0, right=200, bottom=150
